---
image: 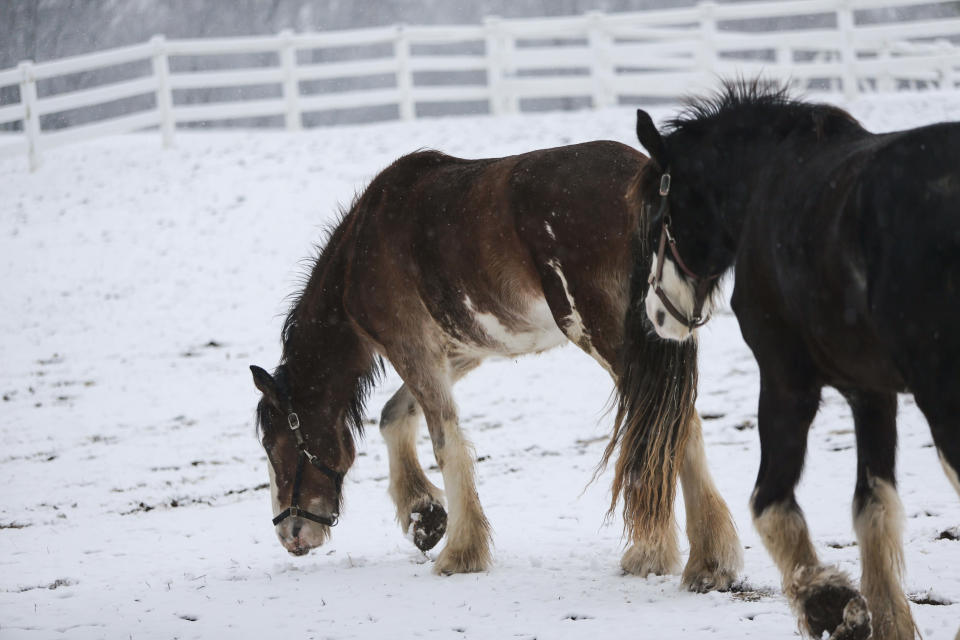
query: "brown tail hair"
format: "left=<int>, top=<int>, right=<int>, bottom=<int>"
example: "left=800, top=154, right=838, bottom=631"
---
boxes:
left=600, top=210, right=699, bottom=544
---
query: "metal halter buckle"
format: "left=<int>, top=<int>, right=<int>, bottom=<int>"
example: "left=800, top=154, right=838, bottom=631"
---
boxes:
left=659, top=172, right=671, bottom=196
left=287, top=413, right=300, bottom=430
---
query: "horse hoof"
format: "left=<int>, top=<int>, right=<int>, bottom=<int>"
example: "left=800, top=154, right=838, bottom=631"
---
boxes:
left=682, top=564, right=737, bottom=593
left=796, top=575, right=871, bottom=640
left=620, top=541, right=681, bottom=577
left=829, top=596, right=872, bottom=640
left=410, top=502, right=447, bottom=551
left=433, top=544, right=491, bottom=575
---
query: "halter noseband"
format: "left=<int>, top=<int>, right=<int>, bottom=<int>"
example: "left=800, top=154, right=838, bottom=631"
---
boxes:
left=647, top=170, right=721, bottom=330
left=271, top=411, right=343, bottom=528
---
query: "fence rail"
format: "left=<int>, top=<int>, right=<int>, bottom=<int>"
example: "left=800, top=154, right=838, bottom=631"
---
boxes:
left=1, top=0, right=959, bottom=169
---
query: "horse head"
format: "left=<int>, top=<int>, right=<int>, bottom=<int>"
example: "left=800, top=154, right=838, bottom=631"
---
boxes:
left=634, top=108, right=732, bottom=341
left=251, top=364, right=354, bottom=556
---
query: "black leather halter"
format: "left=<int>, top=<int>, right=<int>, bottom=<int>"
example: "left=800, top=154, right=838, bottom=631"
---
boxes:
left=647, top=171, right=721, bottom=330
left=271, top=412, right=343, bottom=528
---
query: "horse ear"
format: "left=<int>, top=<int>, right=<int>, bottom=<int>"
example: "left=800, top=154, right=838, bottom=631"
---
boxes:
left=250, top=365, right=283, bottom=409
left=635, top=109, right=668, bottom=170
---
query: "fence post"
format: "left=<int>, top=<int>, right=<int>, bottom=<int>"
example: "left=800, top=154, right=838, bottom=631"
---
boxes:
left=396, top=25, right=414, bottom=120
left=18, top=61, right=41, bottom=171
left=484, top=16, right=506, bottom=116
left=503, top=30, right=519, bottom=114
left=698, top=0, right=718, bottom=85
left=278, top=29, right=302, bottom=131
left=587, top=11, right=615, bottom=109
left=150, top=35, right=175, bottom=147
left=837, top=0, right=858, bottom=101
left=937, top=39, right=955, bottom=92
left=877, top=42, right=894, bottom=93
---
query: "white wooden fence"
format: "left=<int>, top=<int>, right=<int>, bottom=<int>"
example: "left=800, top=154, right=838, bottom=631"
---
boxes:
left=1, top=0, right=959, bottom=170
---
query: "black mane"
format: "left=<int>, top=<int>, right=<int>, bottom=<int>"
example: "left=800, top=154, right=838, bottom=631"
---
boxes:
left=665, top=79, right=863, bottom=139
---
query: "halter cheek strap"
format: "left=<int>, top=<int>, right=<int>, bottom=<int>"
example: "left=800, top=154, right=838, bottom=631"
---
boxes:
left=271, top=412, right=343, bottom=528
left=647, top=170, right=720, bottom=330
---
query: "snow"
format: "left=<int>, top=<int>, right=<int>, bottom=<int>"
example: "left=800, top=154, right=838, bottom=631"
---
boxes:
left=2, top=93, right=960, bottom=639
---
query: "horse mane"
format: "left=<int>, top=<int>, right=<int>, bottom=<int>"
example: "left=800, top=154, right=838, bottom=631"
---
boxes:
left=666, top=78, right=863, bottom=139
left=280, top=200, right=357, bottom=347
left=274, top=194, right=384, bottom=440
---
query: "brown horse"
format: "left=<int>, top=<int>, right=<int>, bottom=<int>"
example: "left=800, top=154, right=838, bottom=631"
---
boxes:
left=250, top=141, right=741, bottom=584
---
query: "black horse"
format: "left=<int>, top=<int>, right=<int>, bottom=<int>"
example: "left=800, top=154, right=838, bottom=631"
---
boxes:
left=632, top=80, right=960, bottom=640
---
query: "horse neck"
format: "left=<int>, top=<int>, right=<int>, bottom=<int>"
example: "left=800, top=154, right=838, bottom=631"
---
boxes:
left=281, top=226, right=376, bottom=420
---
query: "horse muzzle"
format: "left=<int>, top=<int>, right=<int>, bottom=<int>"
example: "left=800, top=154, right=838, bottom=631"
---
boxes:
left=275, top=506, right=334, bottom=555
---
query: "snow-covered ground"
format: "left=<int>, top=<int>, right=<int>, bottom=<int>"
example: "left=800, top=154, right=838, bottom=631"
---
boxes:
left=2, top=93, right=959, bottom=639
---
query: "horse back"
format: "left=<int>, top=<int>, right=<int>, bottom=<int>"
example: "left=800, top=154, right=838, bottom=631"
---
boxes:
left=340, top=141, right=646, bottom=363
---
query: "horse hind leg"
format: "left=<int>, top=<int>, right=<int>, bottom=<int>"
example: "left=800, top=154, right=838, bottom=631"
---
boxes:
left=380, top=384, right=447, bottom=551
left=619, top=510, right=682, bottom=577
left=679, top=412, right=743, bottom=592
left=618, top=407, right=744, bottom=588
left=940, top=450, right=960, bottom=498
left=846, top=390, right=915, bottom=640
left=912, top=383, right=960, bottom=500
left=910, top=380, right=960, bottom=640
left=528, top=255, right=681, bottom=575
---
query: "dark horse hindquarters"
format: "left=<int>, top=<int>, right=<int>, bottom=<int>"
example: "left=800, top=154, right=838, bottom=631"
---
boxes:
left=636, top=82, right=960, bottom=640
left=858, top=122, right=960, bottom=395
left=252, top=141, right=742, bottom=585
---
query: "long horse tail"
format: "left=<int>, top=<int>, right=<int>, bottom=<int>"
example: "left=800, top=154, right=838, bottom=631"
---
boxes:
left=600, top=223, right=699, bottom=544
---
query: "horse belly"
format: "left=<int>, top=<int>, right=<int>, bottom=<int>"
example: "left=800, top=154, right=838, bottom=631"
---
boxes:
left=462, top=294, right=567, bottom=357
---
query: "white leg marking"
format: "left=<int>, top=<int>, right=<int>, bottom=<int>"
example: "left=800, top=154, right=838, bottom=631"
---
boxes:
left=433, top=419, right=491, bottom=574
left=620, top=532, right=681, bottom=577
left=853, top=475, right=914, bottom=639
left=381, top=397, right=443, bottom=526
left=752, top=497, right=819, bottom=585
left=755, top=495, right=869, bottom=638
left=680, top=417, right=742, bottom=591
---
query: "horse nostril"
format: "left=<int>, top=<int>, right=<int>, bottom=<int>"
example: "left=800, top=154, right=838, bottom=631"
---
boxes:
left=656, top=310, right=666, bottom=327
left=291, top=521, right=303, bottom=538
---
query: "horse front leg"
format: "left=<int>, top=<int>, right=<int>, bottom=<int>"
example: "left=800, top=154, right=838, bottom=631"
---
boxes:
left=392, top=353, right=490, bottom=574
left=421, top=392, right=491, bottom=574
left=752, top=373, right=870, bottom=640
left=380, top=384, right=447, bottom=551
left=679, top=412, right=743, bottom=592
